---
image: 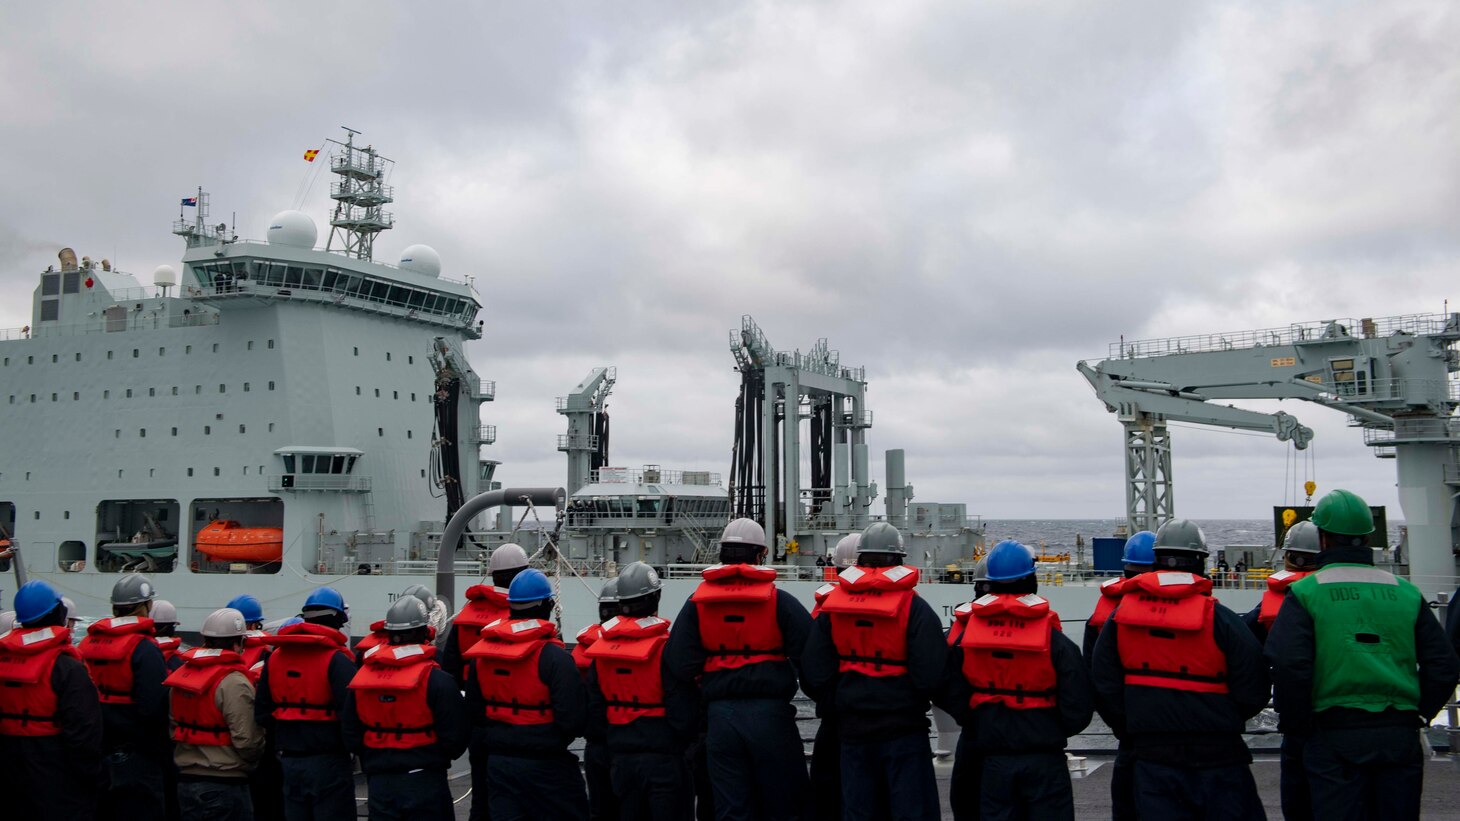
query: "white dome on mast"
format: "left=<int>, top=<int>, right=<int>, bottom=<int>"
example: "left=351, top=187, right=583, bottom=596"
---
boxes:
left=267, top=211, right=318, bottom=249
left=399, top=244, right=442, bottom=277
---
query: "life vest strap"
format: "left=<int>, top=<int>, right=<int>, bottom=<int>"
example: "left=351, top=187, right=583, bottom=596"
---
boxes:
left=705, top=645, right=783, bottom=658
left=1126, top=667, right=1228, bottom=685
left=480, top=698, right=552, bottom=712
left=0, top=710, right=57, bottom=725
left=835, top=652, right=908, bottom=668
left=968, top=684, right=1055, bottom=699
left=176, top=718, right=231, bottom=733
left=604, top=698, right=666, bottom=710
left=362, top=722, right=436, bottom=736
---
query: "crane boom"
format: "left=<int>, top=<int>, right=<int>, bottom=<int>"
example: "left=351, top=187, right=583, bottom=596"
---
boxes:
left=1080, top=312, right=1460, bottom=596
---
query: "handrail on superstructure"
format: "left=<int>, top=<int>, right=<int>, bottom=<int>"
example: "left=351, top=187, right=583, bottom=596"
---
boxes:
left=1111, top=313, right=1460, bottom=359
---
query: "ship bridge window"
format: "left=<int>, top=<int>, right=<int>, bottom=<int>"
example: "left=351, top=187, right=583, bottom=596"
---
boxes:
left=58, top=540, right=86, bottom=573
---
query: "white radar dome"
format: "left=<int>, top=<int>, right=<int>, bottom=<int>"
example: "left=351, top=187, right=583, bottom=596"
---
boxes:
left=152, top=265, right=178, bottom=288
left=399, top=244, right=442, bottom=277
left=266, top=210, right=318, bottom=249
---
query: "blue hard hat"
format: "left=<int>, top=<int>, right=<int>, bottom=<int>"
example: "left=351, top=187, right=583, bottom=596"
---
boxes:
left=226, top=594, right=264, bottom=623
left=303, top=587, right=347, bottom=615
left=986, top=540, right=1035, bottom=582
left=507, top=568, right=553, bottom=604
left=1122, top=531, right=1157, bottom=566
left=14, top=580, right=63, bottom=625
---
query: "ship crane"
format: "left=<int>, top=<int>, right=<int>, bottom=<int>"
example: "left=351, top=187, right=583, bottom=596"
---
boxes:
left=1079, top=313, right=1460, bottom=595
left=558, top=367, right=616, bottom=497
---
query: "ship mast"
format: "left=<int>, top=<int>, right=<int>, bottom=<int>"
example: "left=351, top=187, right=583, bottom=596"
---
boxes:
left=325, top=127, right=394, bottom=261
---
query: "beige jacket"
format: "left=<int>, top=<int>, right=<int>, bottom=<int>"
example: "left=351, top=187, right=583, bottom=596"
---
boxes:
left=172, top=669, right=266, bottom=778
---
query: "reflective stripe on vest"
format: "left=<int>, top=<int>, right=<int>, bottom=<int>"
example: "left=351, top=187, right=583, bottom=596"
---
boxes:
left=1113, top=572, right=1229, bottom=694
left=465, top=619, right=559, bottom=725
left=348, top=644, right=440, bottom=749
left=820, top=565, right=918, bottom=677
left=165, top=648, right=248, bottom=746
left=961, top=594, right=1058, bottom=709
left=266, top=623, right=350, bottom=722
left=79, top=616, right=154, bottom=704
left=0, top=627, right=77, bottom=737
left=586, top=616, right=671, bottom=725
left=1290, top=563, right=1422, bottom=714
left=692, top=565, right=785, bottom=671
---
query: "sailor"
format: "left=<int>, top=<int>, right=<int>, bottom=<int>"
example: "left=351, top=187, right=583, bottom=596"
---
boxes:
left=165, top=608, right=266, bottom=819
left=664, top=517, right=813, bottom=821
left=1080, top=530, right=1154, bottom=821
left=465, top=568, right=591, bottom=820
left=354, top=584, right=440, bottom=664
left=1091, top=519, right=1271, bottom=819
left=151, top=600, right=186, bottom=672
left=256, top=588, right=356, bottom=821
left=0, top=580, right=104, bottom=821
left=227, top=593, right=285, bottom=821
left=802, top=522, right=947, bottom=821
left=1232, top=520, right=1319, bottom=821
left=587, top=562, right=697, bottom=820
left=441, top=542, right=531, bottom=686
left=942, top=554, right=991, bottom=821
left=227, top=594, right=271, bottom=684
left=807, top=533, right=859, bottom=821
left=941, top=540, right=1092, bottom=820
left=344, top=596, right=469, bottom=819
left=78, top=573, right=171, bottom=821
left=1267, top=489, right=1460, bottom=821
left=578, top=578, right=622, bottom=821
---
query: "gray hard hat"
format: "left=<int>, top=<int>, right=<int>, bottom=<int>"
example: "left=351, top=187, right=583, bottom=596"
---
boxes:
left=385, top=597, right=429, bottom=631
left=832, top=534, right=860, bottom=569
left=719, top=518, right=766, bottom=549
left=599, top=578, right=620, bottom=604
left=489, top=543, right=530, bottom=572
left=200, top=608, right=247, bottom=638
left=0, top=611, right=14, bottom=634
left=61, top=597, right=77, bottom=623
left=616, top=562, right=662, bottom=600
left=151, top=600, right=179, bottom=625
left=399, top=584, right=437, bottom=612
left=858, top=522, right=906, bottom=556
left=111, top=573, right=156, bottom=606
left=1283, top=521, right=1321, bottom=555
left=972, top=555, right=990, bottom=581
left=1153, top=519, right=1210, bottom=557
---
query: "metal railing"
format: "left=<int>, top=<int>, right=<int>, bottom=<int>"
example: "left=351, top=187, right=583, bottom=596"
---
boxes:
left=478, top=380, right=496, bottom=401
left=267, top=475, right=372, bottom=492
left=1111, top=313, right=1458, bottom=360
left=1, top=311, right=219, bottom=341
left=557, top=433, right=599, bottom=451
left=589, top=467, right=721, bottom=486
left=471, top=425, right=497, bottom=445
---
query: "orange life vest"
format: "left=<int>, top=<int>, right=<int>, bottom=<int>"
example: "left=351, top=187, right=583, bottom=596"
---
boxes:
left=265, top=623, right=350, bottom=722
left=165, top=648, right=248, bottom=746
left=466, top=618, right=561, bottom=726
left=1114, top=571, right=1229, bottom=694
left=573, top=622, right=604, bottom=671
left=692, top=564, right=784, bottom=671
left=79, top=616, right=155, bottom=704
left=348, top=643, right=439, bottom=749
left=585, top=616, right=671, bottom=725
left=948, top=601, right=974, bottom=647
left=810, top=582, right=837, bottom=620
left=1257, top=570, right=1311, bottom=629
left=1087, top=576, right=1130, bottom=632
left=455, top=585, right=510, bottom=656
left=242, top=631, right=270, bottom=685
left=0, top=626, right=78, bottom=737
left=155, top=636, right=183, bottom=665
left=819, top=565, right=919, bottom=677
left=960, top=594, right=1059, bottom=710
left=355, top=621, right=434, bottom=661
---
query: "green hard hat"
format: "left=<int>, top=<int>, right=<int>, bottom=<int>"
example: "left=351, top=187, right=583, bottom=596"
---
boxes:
left=1310, top=489, right=1375, bottom=536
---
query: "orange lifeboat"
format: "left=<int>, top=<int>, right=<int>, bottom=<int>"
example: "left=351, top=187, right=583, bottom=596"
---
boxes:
left=195, top=520, right=284, bottom=563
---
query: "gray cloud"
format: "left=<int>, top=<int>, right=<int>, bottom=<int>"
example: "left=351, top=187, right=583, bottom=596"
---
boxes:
left=1, top=0, right=1455, bottom=518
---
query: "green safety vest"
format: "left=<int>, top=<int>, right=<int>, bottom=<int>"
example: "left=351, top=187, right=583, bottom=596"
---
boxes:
left=1289, top=563, right=1422, bottom=714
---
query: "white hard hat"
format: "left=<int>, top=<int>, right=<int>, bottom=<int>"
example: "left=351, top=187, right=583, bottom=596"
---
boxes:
left=489, top=543, right=530, bottom=572
left=201, top=608, right=247, bottom=638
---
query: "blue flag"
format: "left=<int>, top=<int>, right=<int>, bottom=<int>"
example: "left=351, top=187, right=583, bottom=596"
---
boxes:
left=181, top=197, right=197, bottom=207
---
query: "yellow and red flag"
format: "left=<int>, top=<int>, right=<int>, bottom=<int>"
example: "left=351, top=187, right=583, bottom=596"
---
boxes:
left=304, top=149, right=320, bottom=162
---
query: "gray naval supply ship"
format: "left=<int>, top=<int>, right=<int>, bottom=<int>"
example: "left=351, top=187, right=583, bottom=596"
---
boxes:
left=47, top=130, right=1460, bottom=641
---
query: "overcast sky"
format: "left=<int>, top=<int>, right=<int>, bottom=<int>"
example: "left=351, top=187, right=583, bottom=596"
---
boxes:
left=2, top=1, right=1457, bottom=521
